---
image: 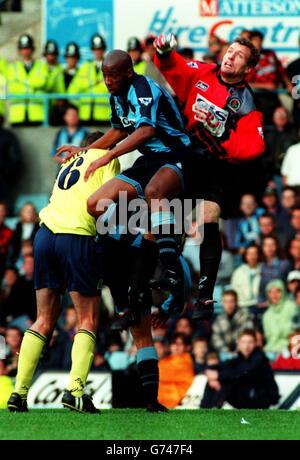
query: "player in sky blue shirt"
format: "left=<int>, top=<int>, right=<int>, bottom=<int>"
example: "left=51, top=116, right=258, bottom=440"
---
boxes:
left=56, top=49, right=193, bottom=305
left=109, top=72, right=190, bottom=154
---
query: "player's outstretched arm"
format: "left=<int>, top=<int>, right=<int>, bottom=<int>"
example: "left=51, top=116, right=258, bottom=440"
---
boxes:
left=84, top=125, right=155, bottom=181
left=55, top=127, right=127, bottom=163
left=153, top=34, right=201, bottom=104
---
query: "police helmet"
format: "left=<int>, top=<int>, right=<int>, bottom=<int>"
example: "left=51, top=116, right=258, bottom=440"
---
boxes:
left=64, top=42, right=80, bottom=59
left=91, top=34, right=107, bottom=50
left=18, top=34, right=35, bottom=50
left=127, top=37, right=142, bottom=52
left=44, top=40, right=59, bottom=56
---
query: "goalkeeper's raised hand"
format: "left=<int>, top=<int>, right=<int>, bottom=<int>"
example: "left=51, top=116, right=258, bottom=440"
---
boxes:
left=153, top=33, right=177, bottom=56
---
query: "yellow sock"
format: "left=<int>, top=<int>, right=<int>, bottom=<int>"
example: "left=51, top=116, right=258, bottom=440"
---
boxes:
left=15, top=330, right=47, bottom=398
left=67, top=329, right=96, bottom=397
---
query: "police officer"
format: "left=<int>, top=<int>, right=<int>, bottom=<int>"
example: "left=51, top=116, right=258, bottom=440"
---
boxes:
left=44, top=39, right=64, bottom=125
left=44, top=40, right=59, bottom=68
left=63, top=42, right=80, bottom=90
left=45, top=41, right=81, bottom=125
left=71, top=33, right=110, bottom=124
left=7, top=34, right=48, bottom=125
left=44, top=40, right=62, bottom=94
left=127, top=37, right=147, bottom=75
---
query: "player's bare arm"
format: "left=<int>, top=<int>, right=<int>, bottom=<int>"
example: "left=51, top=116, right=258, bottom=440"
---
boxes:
left=55, top=127, right=128, bottom=163
left=84, top=125, right=155, bottom=180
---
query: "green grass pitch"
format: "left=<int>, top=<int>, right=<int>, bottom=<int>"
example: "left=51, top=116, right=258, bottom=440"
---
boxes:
left=0, top=409, right=300, bottom=440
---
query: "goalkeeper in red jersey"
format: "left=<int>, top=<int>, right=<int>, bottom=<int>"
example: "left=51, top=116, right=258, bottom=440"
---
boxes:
left=153, top=35, right=265, bottom=320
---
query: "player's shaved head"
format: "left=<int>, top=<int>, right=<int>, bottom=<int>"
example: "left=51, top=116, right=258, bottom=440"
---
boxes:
left=103, top=49, right=133, bottom=72
left=102, top=50, right=134, bottom=95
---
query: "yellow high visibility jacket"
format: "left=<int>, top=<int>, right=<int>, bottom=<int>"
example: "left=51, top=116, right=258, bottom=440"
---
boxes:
left=0, top=58, right=8, bottom=117
left=0, top=58, right=7, bottom=76
left=71, top=61, right=110, bottom=122
left=46, top=63, right=65, bottom=94
left=45, top=64, right=82, bottom=113
left=133, top=60, right=147, bottom=75
left=46, top=64, right=79, bottom=93
left=7, top=59, right=49, bottom=124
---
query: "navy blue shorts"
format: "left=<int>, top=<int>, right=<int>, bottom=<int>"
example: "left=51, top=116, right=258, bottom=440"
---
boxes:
left=34, top=225, right=103, bottom=296
left=181, top=151, right=244, bottom=218
left=116, top=151, right=189, bottom=198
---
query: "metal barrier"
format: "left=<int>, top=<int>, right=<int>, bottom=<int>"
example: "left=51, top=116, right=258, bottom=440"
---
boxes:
left=4, top=89, right=290, bottom=128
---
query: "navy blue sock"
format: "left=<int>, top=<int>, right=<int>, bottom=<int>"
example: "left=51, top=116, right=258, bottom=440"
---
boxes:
left=151, top=211, right=177, bottom=270
left=137, top=347, right=159, bottom=406
left=129, top=239, right=158, bottom=305
left=199, top=223, right=222, bottom=299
